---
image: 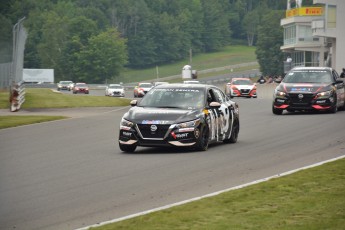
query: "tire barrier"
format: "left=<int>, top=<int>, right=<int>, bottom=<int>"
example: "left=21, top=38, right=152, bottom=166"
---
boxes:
left=9, top=81, right=25, bottom=112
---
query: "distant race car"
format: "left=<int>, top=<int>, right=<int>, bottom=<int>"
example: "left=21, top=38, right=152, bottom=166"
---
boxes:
left=133, top=82, right=153, bottom=97
left=118, top=83, right=240, bottom=153
left=225, top=78, right=257, bottom=98
left=57, top=81, right=74, bottom=91
left=272, top=67, right=345, bottom=114
left=72, top=83, right=89, bottom=94
left=105, top=84, right=125, bottom=97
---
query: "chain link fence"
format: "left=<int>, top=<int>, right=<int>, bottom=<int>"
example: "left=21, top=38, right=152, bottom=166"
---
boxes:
left=0, top=17, right=27, bottom=111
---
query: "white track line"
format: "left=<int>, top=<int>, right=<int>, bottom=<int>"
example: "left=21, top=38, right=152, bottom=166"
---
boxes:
left=76, top=154, right=345, bottom=230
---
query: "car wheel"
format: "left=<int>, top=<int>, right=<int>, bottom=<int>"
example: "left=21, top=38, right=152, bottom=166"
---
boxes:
left=272, top=105, right=283, bottom=115
left=224, top=118, right=239, bottom=144
left=195, top=125, right=209, bottom=151
left=119, top=143, right=137, bottom=153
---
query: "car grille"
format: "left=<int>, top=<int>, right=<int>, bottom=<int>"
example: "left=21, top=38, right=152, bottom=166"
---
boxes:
left=289, top=93, right=314, bottom=107
left=137, top=124, right=170, bottom=139
left=240, top=89, right=250, bottom=94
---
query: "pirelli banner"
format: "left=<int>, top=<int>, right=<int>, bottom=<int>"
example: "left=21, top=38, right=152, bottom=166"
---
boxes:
left=286, top=7, right=324, bottom=18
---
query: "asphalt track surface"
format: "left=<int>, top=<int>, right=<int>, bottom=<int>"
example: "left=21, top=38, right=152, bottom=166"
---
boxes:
left=1, top=84, right=345, bottom=230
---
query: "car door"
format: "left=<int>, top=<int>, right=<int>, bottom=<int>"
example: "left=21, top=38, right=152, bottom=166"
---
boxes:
left=207, top=88, right=232, bottom=141
left=332, top=70, right=345, bottom=107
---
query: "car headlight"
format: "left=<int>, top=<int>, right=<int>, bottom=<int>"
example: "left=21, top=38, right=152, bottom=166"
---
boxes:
left=120, top=118, right=134, bottom=128
left=176, top=119, right=201, bottom=129
left=316, top=90, right=332, bottom=99
left=274, top=89, right=286, bottom=97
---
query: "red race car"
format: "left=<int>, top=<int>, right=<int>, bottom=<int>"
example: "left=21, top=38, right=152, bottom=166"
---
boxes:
left=225, top=78, right=257, bottom=98
left=72, top=83, right=89, bottom=94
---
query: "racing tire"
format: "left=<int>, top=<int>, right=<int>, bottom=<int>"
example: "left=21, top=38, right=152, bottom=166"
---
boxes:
left=119, top=143, right=137, bottom=153
left=224, top=118, right=239, bottom=144
left=329, top=97, right=338, bottom=114
left=272, top=105, right=283, bottom=115
left=195, top=125, right=209, bottom=151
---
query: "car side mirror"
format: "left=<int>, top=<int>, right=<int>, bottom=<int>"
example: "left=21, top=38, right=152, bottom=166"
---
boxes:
left=130, top=100, right=138, bottom=106
left=209, top=101, right=221, bottom=108
left=335, top=79, right=344, bottom=84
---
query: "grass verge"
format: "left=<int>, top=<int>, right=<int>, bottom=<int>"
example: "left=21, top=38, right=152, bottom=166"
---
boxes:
left=0, top=88, right=131, bottom=109
left=0, top=115, right=68, bottom=129
left=91, top=158, right=345, bottom=230
left=118, top=45, right=257, bottom=83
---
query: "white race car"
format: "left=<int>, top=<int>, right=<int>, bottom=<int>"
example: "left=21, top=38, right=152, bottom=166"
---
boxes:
left=105, top=84, right=125, bottom=97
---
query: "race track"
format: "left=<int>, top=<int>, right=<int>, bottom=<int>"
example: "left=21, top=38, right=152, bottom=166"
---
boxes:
left=1, top=84, right=345, bottom=230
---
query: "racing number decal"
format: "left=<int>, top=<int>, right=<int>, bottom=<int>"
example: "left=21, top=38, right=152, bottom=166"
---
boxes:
left=207, top=103, right=231, bottom=141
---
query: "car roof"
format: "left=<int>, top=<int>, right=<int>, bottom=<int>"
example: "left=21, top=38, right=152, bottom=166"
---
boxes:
left=291, top=66, right=333, bottom=71
left=153, top=83, right=215, bottom=90
left=231, top=78, right=252, bottom=81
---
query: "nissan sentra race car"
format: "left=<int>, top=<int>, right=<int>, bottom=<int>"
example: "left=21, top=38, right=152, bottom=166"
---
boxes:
left=119, top=83, right=240, bottom=153
left=272, top=67, right=345, bottom=114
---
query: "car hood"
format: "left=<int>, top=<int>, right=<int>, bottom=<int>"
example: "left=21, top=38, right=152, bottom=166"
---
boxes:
left=277, top=83, right=333, bottom=94
left=108, top=88, right=123, bottom=92
left=124, top=106, right=202, bottom=124
left=139, top=87, right=152, bottom=90
left=234, top=84, right=255, bottom=90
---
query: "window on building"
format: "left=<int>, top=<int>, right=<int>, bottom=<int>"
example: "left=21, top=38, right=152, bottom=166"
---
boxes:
left=327, top=5, right=336, bottom=28
left=298, top=25, right=313, bottom=42
left=284, top=25, right=296, bottom=45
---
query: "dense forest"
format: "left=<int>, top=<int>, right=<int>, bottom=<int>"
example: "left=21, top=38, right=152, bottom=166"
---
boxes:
left=0, top=0, right=313, bottom=83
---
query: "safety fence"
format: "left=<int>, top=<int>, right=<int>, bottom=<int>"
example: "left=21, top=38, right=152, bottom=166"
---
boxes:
left=8, top=17, right=27, bottom=112
left=0, top=63, right=12, bottom=89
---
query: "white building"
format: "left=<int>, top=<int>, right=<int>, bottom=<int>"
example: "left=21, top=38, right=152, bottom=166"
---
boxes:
left=281, top=0, right=345, bottom=73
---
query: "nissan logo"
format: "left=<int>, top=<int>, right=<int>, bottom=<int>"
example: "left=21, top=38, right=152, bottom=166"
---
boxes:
left=298, top=94, right=304, bottom=99
left=150, top=125, right=158, bottom=132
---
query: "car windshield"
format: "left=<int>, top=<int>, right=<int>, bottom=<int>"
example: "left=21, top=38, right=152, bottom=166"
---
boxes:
left=76, top=83, right=87, bottom=87
left=283, top=70, right=332, bottom=83
left=109, top=85, right=122, bottom=89
left=232, top=79, right=252, bottom=85
left=139, top=83, right=153, bottom=88
left=60, top=81, right=72, bottom=84
left=139, top=88, right=205, bottom=109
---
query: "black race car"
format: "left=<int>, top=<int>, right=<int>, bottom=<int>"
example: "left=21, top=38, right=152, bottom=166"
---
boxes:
left=273, top=67, right=345, bottom=115
left=118, top=83, right=240, bottom=153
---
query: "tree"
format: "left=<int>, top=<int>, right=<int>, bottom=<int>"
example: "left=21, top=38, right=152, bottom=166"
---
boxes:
left=78, top=28, right=128, bottom=83
left=255, top=10, right=285, bottom=76
left=200, top=0, right=231, bottom=52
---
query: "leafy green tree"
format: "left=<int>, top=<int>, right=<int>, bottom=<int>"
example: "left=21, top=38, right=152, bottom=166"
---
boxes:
left=78, top=28, right=128, bottom=83
left=255, top=10, right=285, bottom=76
left=0, top=14, right=13, bottom=63
left=200, top=0, right=231, bottom=52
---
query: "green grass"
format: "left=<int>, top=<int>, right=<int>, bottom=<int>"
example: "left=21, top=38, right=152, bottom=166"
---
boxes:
left=0, top=88, right=132, bottom=128
left=118, top=45, right=257, bottom=83
left=0, top=115, right=68, bottom=129
left=91, top=158, right=345, bottom=230
left=0, top=88, right=131, bottom=109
